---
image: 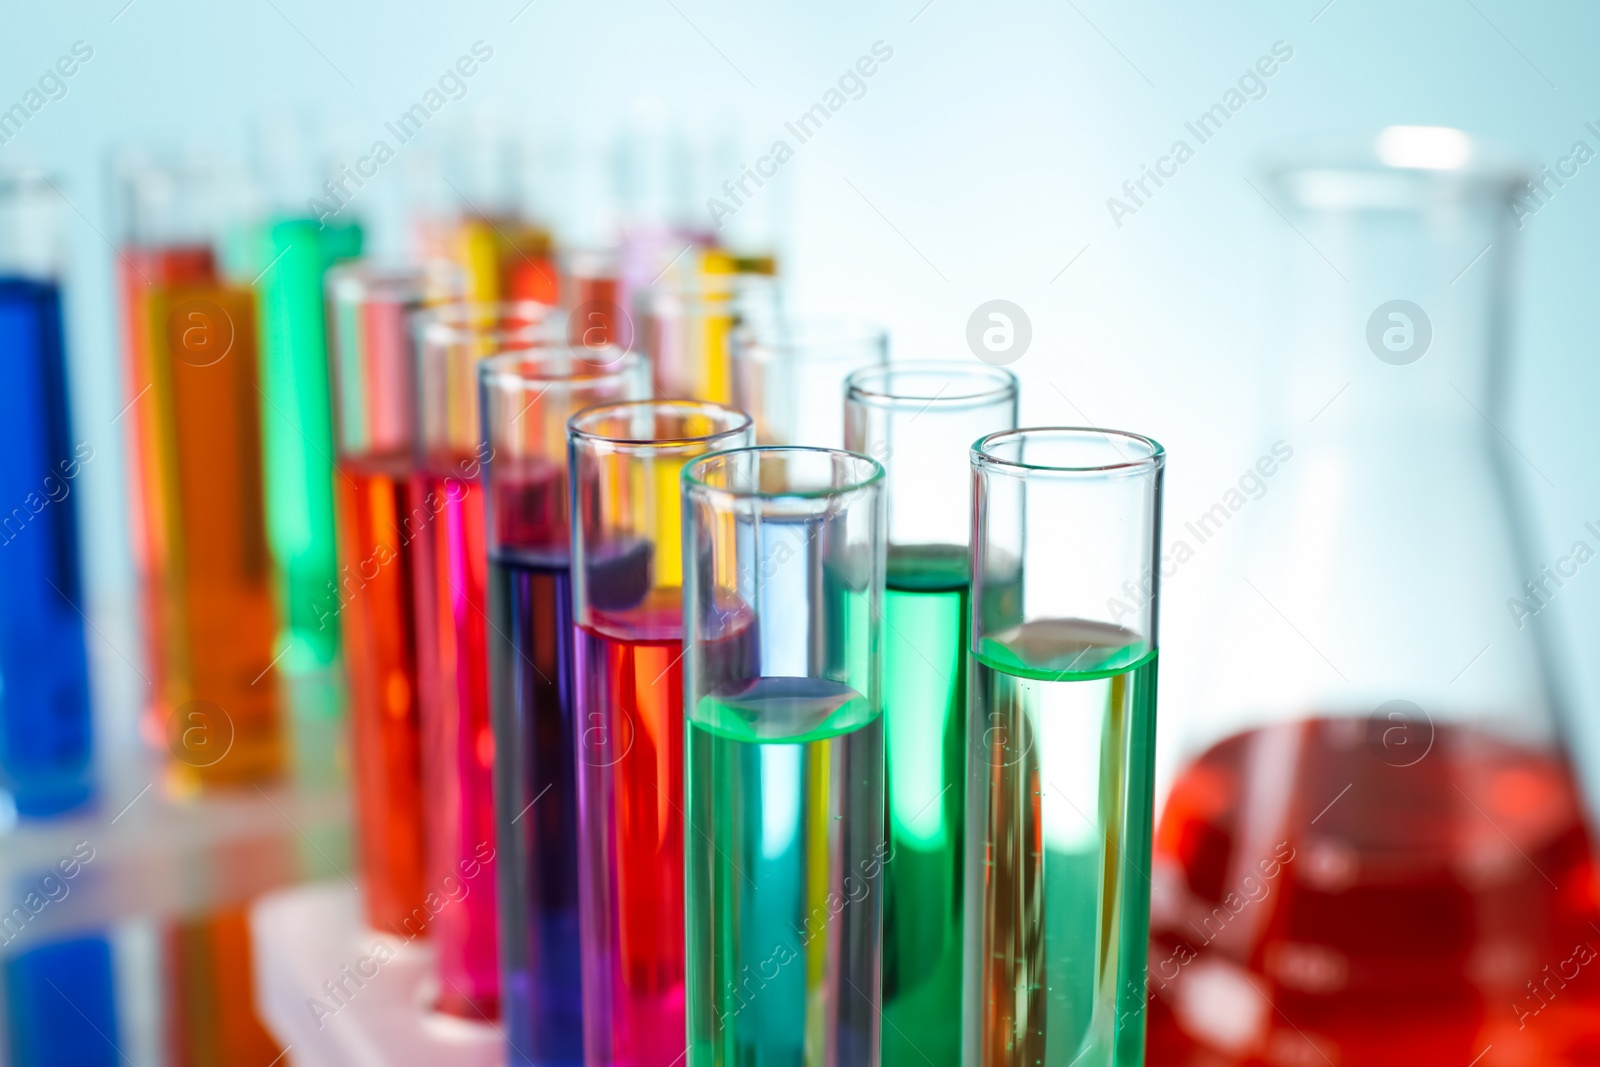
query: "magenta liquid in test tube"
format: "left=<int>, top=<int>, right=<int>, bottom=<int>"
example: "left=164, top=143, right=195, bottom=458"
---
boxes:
left=411, top=301, right=549, bottom=1018
left=568, top=401, right=753, bottom=1067
left=479, top=346, right=649, bottom=1063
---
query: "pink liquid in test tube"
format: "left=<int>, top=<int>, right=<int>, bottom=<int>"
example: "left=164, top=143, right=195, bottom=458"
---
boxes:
left=411, top=302, right=550, bottom=1018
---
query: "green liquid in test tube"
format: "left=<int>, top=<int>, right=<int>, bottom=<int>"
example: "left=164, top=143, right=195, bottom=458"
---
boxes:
left=844, top=363, right=1017, bottom=1065
left=253, top=217, right=362, bottom=671
left=965, top=428, right=1164, bottom=1067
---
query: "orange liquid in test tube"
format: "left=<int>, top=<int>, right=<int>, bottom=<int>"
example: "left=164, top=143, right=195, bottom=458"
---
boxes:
left=144, top=283, right=284, bottom=785
left=116, top=245, right=217, bottom=721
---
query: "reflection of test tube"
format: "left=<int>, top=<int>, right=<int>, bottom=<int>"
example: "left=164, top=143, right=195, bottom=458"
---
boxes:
left=163, top=906, right=284, bottom=1061
left=411, top=301, right=548, bottom=1017
left=479, top=347, right=649, bottom=1064
left=144, top=264, right=282, bottom=786
left=964, top=429, right=1164, bottom=1067
left=681, top=447, right=887, bottom=1064
left=569, top=401, right=752, bottom=1065
left=325, top=262, right=459, bottom=931
left=0, top=171, right=93, bottom=816
left=4, top=933, right=120, bottom=1066
left=843, top=363, right=1016, bottom=1066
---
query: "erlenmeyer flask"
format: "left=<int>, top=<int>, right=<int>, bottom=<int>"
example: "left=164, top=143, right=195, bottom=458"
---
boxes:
left=1147, top=128, right=1600, bottom=1067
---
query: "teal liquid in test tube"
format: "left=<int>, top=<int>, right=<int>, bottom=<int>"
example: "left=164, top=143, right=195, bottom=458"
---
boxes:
left=252, top=216, right=362, bottom=671
left=965, top=428, right=1164, bottom=1067
left=683, top=447, right=887, bottom=1064
left=843, top=362, right=1017, bottom=1066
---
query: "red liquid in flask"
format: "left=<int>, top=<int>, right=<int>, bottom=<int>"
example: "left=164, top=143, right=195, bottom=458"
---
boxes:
left=1147, top=716, right=1600, bottom=1067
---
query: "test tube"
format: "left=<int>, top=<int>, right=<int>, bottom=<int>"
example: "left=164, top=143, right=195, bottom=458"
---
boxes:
left=681, top=446, right=887, bottom=1064
left=454, top=216, right=559, bottom=307
left=480, top=346, right=650, bottom=1064
left=638, top=263, right=778, bottom=403
left=0, top=171, right=92, bottom=816
left=410, top=301, right=549, bottom=1018
left=560, top=247, right=629, bottom=352
left=251, top=215, right=363, bottom=672
left=965, top=428, right=1164, bottom=1066
left=143, top=273, right=282, bottom=786
left=842, top=362, right=1017, bottom=1065
left=569, top=400, right=753, bottom=1066
left=112, top=154, right=225, bottom=728
left=736, top=318, right=888, bottom=447
left=325, top=261, right=459, bottom=932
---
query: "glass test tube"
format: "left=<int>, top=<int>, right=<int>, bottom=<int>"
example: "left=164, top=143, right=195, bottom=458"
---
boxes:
left=480, top=347, right=650, bottom=1064
left=569, top=401, right=753, bottom=1066
left=737, top=317, right=889, bottom=447
left=842, top=362, right=1017, bottom=1066
left=143, top=270, right=283, bottom=787
left=112, top=154, right=226, bottom=729
left=638, top=264, right=778, bottom=404
left=454, top=215, right=559, bottom=307
left=0, top=171, right=93, bottom=816
left=411, top=301, right=549, bottom=1018
left=560, top=247, right=629, bottom=352
left=251, top=215, right=363, bottom=672
left=325, top=261, right=459, bottom=932
left=682, top=447, right=888, bottom=1064
left=965, top=428, right=1164, bottom=1067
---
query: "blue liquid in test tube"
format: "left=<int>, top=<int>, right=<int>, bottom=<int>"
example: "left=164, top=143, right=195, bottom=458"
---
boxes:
left=0, top=277, right=93, bottom=816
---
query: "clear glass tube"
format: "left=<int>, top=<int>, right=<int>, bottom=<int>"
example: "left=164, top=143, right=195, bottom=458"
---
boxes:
left=410, top=302, right=552, bottom=1018
left=479, top=345, right=649, bottom=1065
left=965, top=428, right=1164, bottom=1067
left=681, top=446, right=888, bottom=1063
left=637, top=269, right=779, bottom=404
left=568, top=400, right=752, bottom=1066
left=736, top=317, right=889, bottom=447
left=325, top=261, right=459, bottom=933
left=0, top=170, right=93, bottom=816
left=843, top=362, right=1016, bottom=1065
left=111, top=154, right=228, bottom=748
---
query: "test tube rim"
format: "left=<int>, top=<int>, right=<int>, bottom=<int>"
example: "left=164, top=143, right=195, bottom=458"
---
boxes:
left=416, top=299, right=555, bottom=347
left=683, top=445, right=885, bottom=504
left=845, top=359, right=1017, bottom=409
left=326, top=258, right=463, bottom=303
left=972, top=426, right=1165, bottom=477
left=566, top=398, right=752, bottom=451
left=733, top=315, right=888, bottom=359
left=479, top=347, right=647, bottom=390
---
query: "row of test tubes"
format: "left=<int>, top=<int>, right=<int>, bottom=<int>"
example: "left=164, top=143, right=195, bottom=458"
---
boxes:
left=0, top=148, right=1164, bottom=1064
left=328, top=262, right=1166, bottom=1063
